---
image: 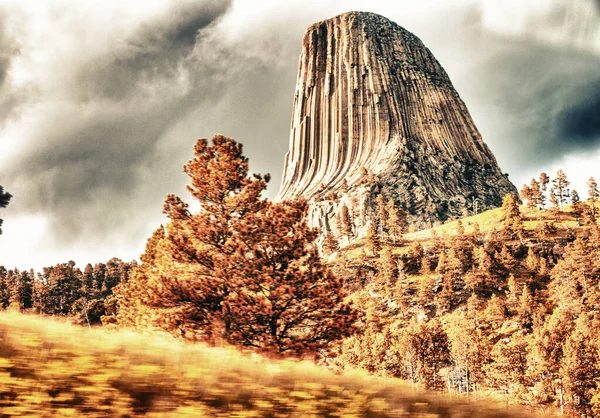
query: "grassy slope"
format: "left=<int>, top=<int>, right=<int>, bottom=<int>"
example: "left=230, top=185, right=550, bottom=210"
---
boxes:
left=336, top=203, right=581, bottom=261
left=0, top=312, right=545, bottom=417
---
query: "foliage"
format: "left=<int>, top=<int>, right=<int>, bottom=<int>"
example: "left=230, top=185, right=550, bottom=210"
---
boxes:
left=0, top=259, right=134, bottom=324
left=116, top=135, right=357, bottom=356
left=0, top=185, right=11, bottom=235
left=328, top=170, right=600, bottom=415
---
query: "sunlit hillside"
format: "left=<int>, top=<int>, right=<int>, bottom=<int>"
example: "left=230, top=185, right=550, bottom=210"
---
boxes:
left=0, top=311, right=544, bottom=417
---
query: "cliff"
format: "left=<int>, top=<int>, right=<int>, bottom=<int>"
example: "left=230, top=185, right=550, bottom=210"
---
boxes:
left=277, top=11, right=517, bottom=235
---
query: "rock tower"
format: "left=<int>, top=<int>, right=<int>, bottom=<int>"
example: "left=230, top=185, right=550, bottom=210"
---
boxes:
left=277, top=11, right=517, bottom=235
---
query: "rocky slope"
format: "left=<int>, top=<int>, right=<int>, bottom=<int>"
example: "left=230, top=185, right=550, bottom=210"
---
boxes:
left=276, top=11, right=517, bottom=235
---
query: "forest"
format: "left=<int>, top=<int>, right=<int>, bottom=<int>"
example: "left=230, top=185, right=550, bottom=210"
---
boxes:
left=1, top=135, right=599, bottom=417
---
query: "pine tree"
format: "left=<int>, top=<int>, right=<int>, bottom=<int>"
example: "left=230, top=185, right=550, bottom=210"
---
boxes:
left=0, top=267, right=8, bottom=309
left=552, top=169, right=570, bottom=209
left=116, top=135, right=357, bottom=356
left=570, top=189, right=580, bottom=204
left=527, top=308, right=576, bottom=413
left=520, top=184, right=533, bottom=208
left=0, top=186, right=11, bottom=235
left=587, top=176, right=599, bottom=220
left=386, top=199, right=408, bottom=244
left=486, top=337, right=528, bottom=402
left=506, top=274, right=520, bottom=314
left=445, top=309, right=490, bottom=394
left=539, top=172, right=550, bottom=208
left=337, top=204, right=354, bottom=245
left=525, top=248, right=540, bottom=276
left=530, top=179, right=543, bottom=209
left=322, top=230, right=340, bottom=256
left=561, top=313, right=599, bottom=417
left=375, top=193, right=387, bottom=237
left=380, top=248, right=397, bottom=288
left=366, top=222, right=381, bottom=256
left=499, top=194, right=523, bottom=241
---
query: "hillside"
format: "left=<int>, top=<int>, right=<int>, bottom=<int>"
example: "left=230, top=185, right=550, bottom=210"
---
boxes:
left=324, top=196, right=600, bottom=417
left=0, top=311, right=542, bottom=417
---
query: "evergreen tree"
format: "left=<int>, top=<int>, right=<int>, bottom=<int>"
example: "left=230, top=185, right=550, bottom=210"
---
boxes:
left=380, top=248, right=396, bottom=288
left=485, top=337, right=528, bottom=401
left=337, top=204, right=354, bottom=245
left=0, top=185, right=11, bottom=235
left=375, top=193, right=387, bottom=237
left=561, top=313, right=599, bottom=417
left=366, top=222, right=381, bottom=256
left=8, top=270, right=33, bottom=310
left=587, top=176, right=599, bottom=220
left=520, top=184, right=533, bottom=208
left=322, top=231, right=340, bottom=256
left=386, top=199, right=407, bottom=244
left=527, top=308, right=576, bottom=413
left=539, top=172, right=550, bottom=208
left=529, top=179, right=543, bottom=209
left=551, top=169, right=570, bottom=209
left=570, top=189, right=580, bottom=204
left=499, top=194, right=523, bottom=241
left=0, top=267, right=8, bottom=309
left=116, top=135, right=357, bottom=356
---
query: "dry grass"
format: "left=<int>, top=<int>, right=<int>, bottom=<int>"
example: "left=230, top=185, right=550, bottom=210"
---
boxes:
left=0, top=311, right=547, bottom=417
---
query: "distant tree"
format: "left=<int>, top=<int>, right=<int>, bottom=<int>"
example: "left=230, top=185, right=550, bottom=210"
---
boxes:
left=366, top=222, right=381, bottom=256
left=570, top=189, right=580, bottom=204
left=561, top=313, right=599, bottom=417
left=517, top=286, right=534, bottom=330
left=456, top=219, right=465, bottom=236
left=322, top=231, right=340, bottom=256
left=337, top=204, right=354, bottom=244
left=0, top=186, right=11, bottom=235
left=529, top=179, right=544, bottom=209
left=36, top=261, right=82, bottom=315
left=8, top=269, right=33, bottom=311
left=527, top=308, right=576, bottom=414
left=380, top=248, right=396, bottom=288
left=587, top=176, right=599, bottom=220
left=396, top=320, right=450, bottom=390
left=386, top=199, right=408, bottom=244
left=445, top=309, right=490, bottom=394
left=116, top=135, right=357, bottom=356
left=499, top=194, right=523, bottom=241
left=506, top=274, right=520, bottom=313
left=485, top=337, right=528, bottom=402
left=551, top=169, right=570, bottom=209
left=539, top=172, right=550, bottom=194
left=339, top=178, right=349, bottom=193
left=525, top=248, right=540, bottom=276
left=375, top=193, right=387, bottom=237
left=549, top=190, right=560, bottom=214
left=0, top=267, right=8, bottom=308
left=520, top=184, right=533, bottom=208
left=570, top=190, right=585, bottom=219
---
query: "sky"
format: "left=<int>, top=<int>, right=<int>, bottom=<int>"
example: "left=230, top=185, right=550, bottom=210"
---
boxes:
left=0, top=0, right=599, bottom=270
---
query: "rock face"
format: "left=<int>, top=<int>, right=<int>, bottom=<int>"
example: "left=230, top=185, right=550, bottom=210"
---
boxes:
left=277, top=11, right=517, bottom=235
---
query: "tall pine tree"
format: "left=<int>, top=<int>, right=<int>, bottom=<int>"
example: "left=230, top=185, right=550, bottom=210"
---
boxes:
left=116, top=135, right=357, bottom=356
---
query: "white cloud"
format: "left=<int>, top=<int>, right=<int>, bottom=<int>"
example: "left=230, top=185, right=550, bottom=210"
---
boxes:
left=477, top=0, right=600, bottom=55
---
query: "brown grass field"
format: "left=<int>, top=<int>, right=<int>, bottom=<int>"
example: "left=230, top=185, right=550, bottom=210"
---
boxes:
left=0, top=311, right=550, bottom=417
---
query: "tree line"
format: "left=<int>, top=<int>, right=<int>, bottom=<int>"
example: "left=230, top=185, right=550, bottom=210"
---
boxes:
left=0, top=258, right=135, bottom=325
left=332, top=189, right=600, bottom=417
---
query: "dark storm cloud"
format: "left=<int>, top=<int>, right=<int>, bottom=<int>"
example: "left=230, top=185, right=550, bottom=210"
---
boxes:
left=449, top=27, right=600, bottom=182
left=75, top=1, right=227, bottom=102
left=556, top=81, right=600, bottom=144
left=2, top=0, right=235, bottom=241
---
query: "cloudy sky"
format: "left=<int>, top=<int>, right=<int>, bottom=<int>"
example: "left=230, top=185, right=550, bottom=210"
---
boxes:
left=0, top=0, right=599, bottom=270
